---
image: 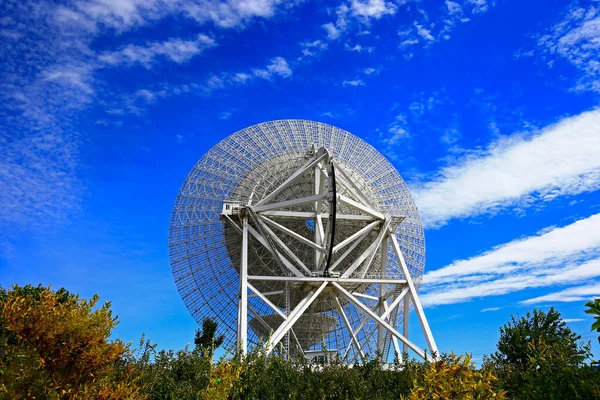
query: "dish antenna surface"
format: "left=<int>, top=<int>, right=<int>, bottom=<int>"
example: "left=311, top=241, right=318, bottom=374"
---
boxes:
left=169, top=120, right=438, bottom=362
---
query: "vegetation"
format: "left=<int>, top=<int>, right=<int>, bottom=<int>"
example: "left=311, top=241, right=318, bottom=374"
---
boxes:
left=1, top=285, right=599, bottom=399
left=484, top=307, right=600, bottom=400
left=585, top=298, right=600, bottom=344
left=403, top=352, right=505, bottom=400
left=0, top=284, right=143, bottom=399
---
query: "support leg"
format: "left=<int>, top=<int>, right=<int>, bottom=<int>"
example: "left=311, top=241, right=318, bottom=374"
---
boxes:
left=238, top=215, right=249, bottom=355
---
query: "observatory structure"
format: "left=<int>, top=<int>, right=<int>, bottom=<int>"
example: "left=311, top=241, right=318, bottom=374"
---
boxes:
left=169, top=120, right=438, bottom=362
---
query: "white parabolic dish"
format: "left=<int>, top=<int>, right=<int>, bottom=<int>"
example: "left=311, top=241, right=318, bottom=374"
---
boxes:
left=169, top=120, right=434, bottom=362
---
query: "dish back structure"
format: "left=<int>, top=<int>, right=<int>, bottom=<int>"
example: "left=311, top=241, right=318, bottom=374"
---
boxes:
left=169, top=120, right=438, bottom=362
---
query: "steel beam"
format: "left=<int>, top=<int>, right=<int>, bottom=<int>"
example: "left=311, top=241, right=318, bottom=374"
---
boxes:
left=255, top=150, right=328, bottom=207
left=337, top=194, right=385, bottom=220
left=254, top=193, right=328, bottom=213
left=390, top=234, right=439, bottom=358
left=333, top=282, right=431, bottom=361
left=247, top=282, right=287, bottom=320
left=335, top=296, right=365, bottom=361
left=247, top=275, right=408, bottom=284
left=265, top=282, right=328, bottom=354
left=238, top=216, right=249, bottom=355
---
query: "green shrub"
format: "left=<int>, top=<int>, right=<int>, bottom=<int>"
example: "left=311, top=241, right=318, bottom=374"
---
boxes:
left=484, top=307, right=600, bottom=400
left=403, top=352, right=506, bottom=400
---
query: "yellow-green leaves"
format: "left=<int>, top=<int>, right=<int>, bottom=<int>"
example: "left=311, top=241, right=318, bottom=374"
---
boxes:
left=0, top=285, right=145, bottom=399
left=402, top=352, right=506, bottom=400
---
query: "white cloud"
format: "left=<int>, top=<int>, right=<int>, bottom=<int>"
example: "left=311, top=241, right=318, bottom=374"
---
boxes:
left=426, top=213, right=600, bottom=284
left=423, top=258, right=600, bottom=307
left=99, top=34, right=216, bottom=68
left=57, top=0, right=168, bottom=31
left=481, top=307, right=501, bottom=312
left=345, top=43, right=374, bottom=52
left=537, top=4, right=600, bottom=92
left=252, top=56, right=292, bottom=79
left=42, top=64, right=95, bottom=94
left=468, top=0, right=488, bottom=14
left=385, top=125, right=409, bottom=145
left=446, top=1, right=463, bottom=15
left=415, top=23, right=435, bottom=41
left=350, top=0, right=396, bottom=19
left=521, top=282, right=600, bottom=305
left=421, top=213, right=600, bottom=307
left=135, top=88, right=160, bottom=102
left=322, top=0, right=394, bottom=41
left=184, top=0, right=288, bottom=28
left=363, top=66, right=381, bottom=75
left=219, top=111, right=234, bottom=120
left=58, top=0, right=294, bottom=31
left=129, top=55, right=292, bottom=103
left=415, top=109, right=600, bottom=227
left=342, top=78, right=365, bottom=87
left=399, top=38, right=419, bottom=48
left=301, top=40, right=328, bottom=57
left=322, top=22, right=341, bottom=40
left=562, top=318, right=585, bottom=323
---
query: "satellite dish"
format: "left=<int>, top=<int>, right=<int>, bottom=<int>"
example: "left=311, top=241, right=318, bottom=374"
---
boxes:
left=169, top=120, right=438, bottom=362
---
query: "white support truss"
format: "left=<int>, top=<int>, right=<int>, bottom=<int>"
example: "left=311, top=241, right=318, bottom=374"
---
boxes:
left=171, top=122, right=434, bottom=367
left=228, top=145, right=437, bottom=363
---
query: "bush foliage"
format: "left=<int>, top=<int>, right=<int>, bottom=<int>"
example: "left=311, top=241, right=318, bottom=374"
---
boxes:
left=0, top=284, right=143, bottom=399
left=1, top=285, right=600, bottom=399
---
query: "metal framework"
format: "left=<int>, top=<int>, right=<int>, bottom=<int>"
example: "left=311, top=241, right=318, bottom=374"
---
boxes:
left=169, top=120, right=437, bottom=363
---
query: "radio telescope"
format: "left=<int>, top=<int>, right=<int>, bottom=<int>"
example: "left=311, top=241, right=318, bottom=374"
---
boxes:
left=169, top=120, right=438, bottom=362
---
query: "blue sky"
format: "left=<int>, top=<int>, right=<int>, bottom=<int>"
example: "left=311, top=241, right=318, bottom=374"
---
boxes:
left=1, top=0, right=600, bottom=361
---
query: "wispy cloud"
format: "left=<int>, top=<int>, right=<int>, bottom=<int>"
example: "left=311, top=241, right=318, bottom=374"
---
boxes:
left=130, top=56, right=292, bottom=104
left=323, top=22, right=342, bottom=40
left=521, top=282, right=600, bottom=305
left=252, top=56, right=292, bottom=79
left=342, top=78, right=365, bottom=87
left=415, top=109, right=600, bottom=227
left=322, top=0, right=395, bottom=42
left=0, top=4, right=93, bottom=252
left=99, top=34, right=216, bottom=68
left=184, top=0, right=292, bottom=29
left=57, top=0, right=295, bottom=32
left=421, top=213, right=600, bottom=307
left=300, top=40, right=328, bottom=57
left=537, top=3, right=600, bottom=92
left=349, top=0, right=397, bottom=20
left=414, top=23, right=435, bottom=41
left=362, top=66, right=381, bottom=75
left=345, top=43, right=374, bottom=53
left=481, top=307, right=501, bottom=312
left=468, top=0, right=488, bottom=14
left=562, top=318, right=586, bottom=323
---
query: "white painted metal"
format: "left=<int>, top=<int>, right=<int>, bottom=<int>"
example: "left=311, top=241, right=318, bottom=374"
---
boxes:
left=254, top=193, right=329, bottom=213
left=391, top=234, right=439, bottom=357
left=247, top=276, right=408, bottom=285
left=335, top=296, right=365, bottom=361
left=333, top=282, right=432, bottom=361
left=266, top=282, right=328, bottom=353
left=254, top=220, right=312, bottom=275
left=337, top=195, right=385, bottom=220
left=377, top=236, right=389, bottom=354
left=332, top=221, right=380, bottom=254
left=255, top=151, right=328, bottom=207
left=238, top=216, right=249, bottom=355
left=403, top=294, right=410, bottom=355
left=258, top=215, right=326, bottom=252
left=169, top=120, right=433, bottom=363
left=247, top=282, right=287, bottom=320
left=259, top=211, right=376, bottom=221
left=246, top=224, right=305, bottom=277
